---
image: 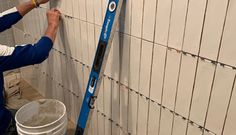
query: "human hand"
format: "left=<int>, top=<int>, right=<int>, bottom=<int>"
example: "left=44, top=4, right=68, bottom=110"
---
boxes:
left=45, top=9, right=61, bottom=42
left=47, top=8, right=61, bottom=28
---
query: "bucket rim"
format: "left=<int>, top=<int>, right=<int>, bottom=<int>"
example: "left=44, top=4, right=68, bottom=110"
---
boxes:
left=16, top=118, right=68, bottom=135
left=15, top=99, right=67, bottom=129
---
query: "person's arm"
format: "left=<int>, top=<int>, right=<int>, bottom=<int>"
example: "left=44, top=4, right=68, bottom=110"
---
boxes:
left=0, top=0, right=50, bottom=32
left=0, top=9, right=61, bottom=72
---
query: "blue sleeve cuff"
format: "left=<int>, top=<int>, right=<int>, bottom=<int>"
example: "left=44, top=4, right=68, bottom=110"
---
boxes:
left=38, top=36, right=54, bottom=49
left=33, top=36, right=53, bottom=63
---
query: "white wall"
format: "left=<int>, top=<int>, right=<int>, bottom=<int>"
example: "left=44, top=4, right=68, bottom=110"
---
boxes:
left=12, top=0, right=236, bottom=135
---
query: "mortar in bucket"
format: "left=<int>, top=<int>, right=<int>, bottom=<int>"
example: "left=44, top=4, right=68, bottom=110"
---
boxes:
left=15, top=99, right=67, bottom=135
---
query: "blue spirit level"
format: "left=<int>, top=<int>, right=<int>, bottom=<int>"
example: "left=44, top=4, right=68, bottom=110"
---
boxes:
left=75, top=0, right=123, bottom=134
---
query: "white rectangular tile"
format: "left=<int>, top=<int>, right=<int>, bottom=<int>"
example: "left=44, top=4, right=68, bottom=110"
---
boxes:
left=206, top=66, right=235, bottom=134
left=52, top=51, right=62, bottom=84
left=162, top=50, right=181, bottom=110
left=104, top=41, right=114, bottom=78
left=112, top=81, right=120, bottom=123
left=219, top=0, right=236, bottom=67
left=97, top=78, right=104, bottom=113
left=120, top=34, right=130, bottom=86
left=87, top=23, right=96, bottom=66
left=67, top=58, right=78, bottom=92
left=66, top=0, right=73, bottom=16
left=80, top=21, right=89, bottom=65
left=189, top=60, right=215, bottom=126
left=104, top=40, right=113, bottom=78
left=94, top=25, right=102, bottom=48
left=74, top=19, right=83, bottom=62
left=200, top=0, right=229, bottom=60
left=147, top=102, right=160, bottom=135
left=72, top=0, right=80, bottom=18
left=104, top=118, right=112, bottom=135
left=120, top=85, right=129, bottom=130
left=98, top=113, right=105, bottom=135
left=104, top=77, right=112, bottom=118
left=139, top=40, right=153, bottom=97
left=187, top=124, right=203, bottom=135
left=102, top=0, right=108, bottom=19
left=91, top=111, right=98, bottom=135
left=60, top=53, right=69, bottom=86
left=172, top=116, right=188, bottom=135
left=131, top=0, right=144, bottom=38
left=137, top=96, right=149, bottom=135
left=168, top=0, right=189, bottom=50
left=128, top=91, right=138, bottom=135
left=76, top=96, right=82, bottom=121
left=94, top=0, right=103, bottom=25
left=63, top=17, right=72, bottom=55
left=112, top=122, right=120, bottom=135
left=76, top=62, right=84, bottom=96
left=109, top=32, right=120, bottom=81
left=175, top=55, right=198, bottom=117
left=142, top=0, right=157, bottom=41
left=86, top=0, right=94, bottom=23
left=55, top=19, right=66, bottom=54
left=129, top=37, right=141, bottom=91
left=82, top=66, right=90, bottom=96
left=223, top=77, right=236, bottom=135
left=183, top=0, right=207, bottom=55
left=70, top=93, right=77, bottom=123
left=119, top=0, right=131, bottom=34
left=67, top=18, right=76, bottom=58
left=63, top=88, right=71, bottom=118
left=155, top=0, right=172, bottom=45
left=79, top=0, right=87, bottom=21
left=55, top=82, right=65, bottom=103
left=159, top=108, right=173, bottom=135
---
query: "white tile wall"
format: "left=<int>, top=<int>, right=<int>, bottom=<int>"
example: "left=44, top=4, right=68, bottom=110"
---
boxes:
left=9, top=0, right=236, bottom=134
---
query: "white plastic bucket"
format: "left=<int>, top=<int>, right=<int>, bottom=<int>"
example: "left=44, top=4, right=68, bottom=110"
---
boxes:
left=15, top=99, right=67, bottom=135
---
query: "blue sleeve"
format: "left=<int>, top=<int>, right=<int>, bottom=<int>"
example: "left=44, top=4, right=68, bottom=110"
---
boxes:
left=0, top=36, right=53, bottom=72
left=0, top=7, right=22, bottom=32
left=0, top=105, right=12, bottom=133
